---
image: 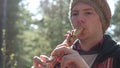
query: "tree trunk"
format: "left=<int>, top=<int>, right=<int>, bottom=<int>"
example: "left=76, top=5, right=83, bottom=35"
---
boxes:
left=0, top=0, right=4, bottom=68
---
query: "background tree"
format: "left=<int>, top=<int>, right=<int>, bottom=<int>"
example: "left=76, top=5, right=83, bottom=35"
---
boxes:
left=15, top=0, right=71, bottom=68
left=1, top=0, right=120, bottom=68
left=0, top=0, right=4, bottom=68
left=111, top=0, right=120, bottom=41
left=39, top=0, right=71, bottom=49
left=5, top=0, right=21, bottom=68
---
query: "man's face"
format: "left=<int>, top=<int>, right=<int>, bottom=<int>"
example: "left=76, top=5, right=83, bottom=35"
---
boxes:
left=70, top=3, right=103, bottom=40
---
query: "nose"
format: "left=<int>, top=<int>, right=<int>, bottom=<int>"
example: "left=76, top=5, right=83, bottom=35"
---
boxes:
left=72, top=14, right=85, bottom=29
left=77, top=14, right=85, bottom=24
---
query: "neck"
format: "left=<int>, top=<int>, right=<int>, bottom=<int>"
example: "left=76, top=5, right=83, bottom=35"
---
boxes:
left=80, top=35, right=103, bottom=51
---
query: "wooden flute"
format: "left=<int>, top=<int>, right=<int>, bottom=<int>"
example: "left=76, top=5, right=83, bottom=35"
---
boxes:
left=45, top=27, right=83, bottom=68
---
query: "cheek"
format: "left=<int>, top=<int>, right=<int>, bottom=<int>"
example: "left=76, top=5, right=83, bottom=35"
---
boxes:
left=70, top=18, right=77, bottom=28
left=95, top=19, right=102, bottom=29
left=71, top=18, right=82, bottom=29
left=86, top=17, right=102, bottom=31
left=91, top=16, right=102, bottom=27
left=91, top=20, right=103, bottom=32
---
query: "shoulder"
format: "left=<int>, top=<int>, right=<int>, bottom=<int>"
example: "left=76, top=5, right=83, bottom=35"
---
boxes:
left=112, top=44, right=120, bottom=68
left=112, top=44, right=120, bottom=59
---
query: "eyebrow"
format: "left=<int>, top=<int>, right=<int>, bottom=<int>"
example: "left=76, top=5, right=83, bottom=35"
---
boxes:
left=71, top=8, right=94, bottom=12
left=83, top=8, right=94, bottom=11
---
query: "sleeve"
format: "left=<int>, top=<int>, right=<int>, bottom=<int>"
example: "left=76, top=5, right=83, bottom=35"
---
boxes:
left=112, top=45, right=120, bottom=68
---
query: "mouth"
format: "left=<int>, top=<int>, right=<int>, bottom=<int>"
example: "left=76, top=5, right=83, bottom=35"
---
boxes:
left=73, top=26, right=83, bottom=37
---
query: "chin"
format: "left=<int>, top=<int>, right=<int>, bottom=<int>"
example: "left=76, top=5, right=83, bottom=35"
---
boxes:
left=79, top=36, right=86, bottom=40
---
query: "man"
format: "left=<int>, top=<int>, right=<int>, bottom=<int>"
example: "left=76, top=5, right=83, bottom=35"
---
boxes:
left=32, top=0, right=120, bottom=68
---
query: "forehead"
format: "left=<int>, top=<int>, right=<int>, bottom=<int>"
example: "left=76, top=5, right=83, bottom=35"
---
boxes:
left=71, top=3, right=95, bottom=11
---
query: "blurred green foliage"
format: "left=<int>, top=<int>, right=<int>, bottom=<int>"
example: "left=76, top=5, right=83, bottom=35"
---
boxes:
left=0, top=0, right=120, bottom=68
left=111, top=0, right=120, bottom=41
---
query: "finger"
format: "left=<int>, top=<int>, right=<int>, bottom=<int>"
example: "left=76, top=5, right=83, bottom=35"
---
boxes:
left=61, top=55, right=72, bottom=68
left=33, top=56, right=43, bottom=64
left=40, top=55, right=49, bottom=62
left=33, top=56, right=46, bottom=67
left=33, top=56, right=39, bottom=66
left=56, top=43, right=68, bottom=48
left=31, top=66, right=41, bottom=68
left=51, top=46, right=73, bottom=57
left=61, top=54, right=78, bottom=68
left=61, top=53, right=88, bottom=68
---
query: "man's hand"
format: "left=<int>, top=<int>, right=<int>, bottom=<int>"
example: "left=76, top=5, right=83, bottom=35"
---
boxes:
left=32, top=55, right=51, bottom=68
left=51, top=45, right=90, bottom=68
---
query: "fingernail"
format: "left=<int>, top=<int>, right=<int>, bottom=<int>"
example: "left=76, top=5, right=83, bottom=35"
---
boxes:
left=49, top=56, right=55, bottom=62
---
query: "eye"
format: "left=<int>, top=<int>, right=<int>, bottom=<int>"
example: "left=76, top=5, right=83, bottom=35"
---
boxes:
left=85, top=11, right=93, bottom=15
left=71, top=12, right=79, bottom=16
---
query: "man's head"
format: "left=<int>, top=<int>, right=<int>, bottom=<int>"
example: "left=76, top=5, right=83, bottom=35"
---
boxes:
left=69, top=0, right=111, bottom=33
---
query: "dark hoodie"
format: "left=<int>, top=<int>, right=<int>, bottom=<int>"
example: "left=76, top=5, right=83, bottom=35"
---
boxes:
left=72, top=35, right=120, bottom=68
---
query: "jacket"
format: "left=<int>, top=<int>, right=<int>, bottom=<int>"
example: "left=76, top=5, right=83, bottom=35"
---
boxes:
left=72, top=35, right=120, bottom=68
